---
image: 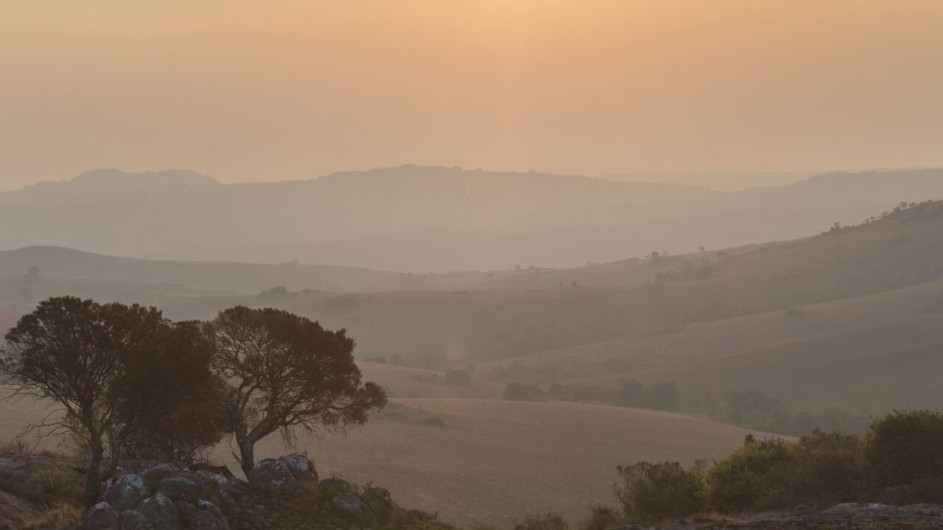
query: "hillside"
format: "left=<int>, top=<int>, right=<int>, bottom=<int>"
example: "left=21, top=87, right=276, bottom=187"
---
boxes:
left=234, top=398, right=764, bottom=526
left=2, top=166, right=942, bottom=271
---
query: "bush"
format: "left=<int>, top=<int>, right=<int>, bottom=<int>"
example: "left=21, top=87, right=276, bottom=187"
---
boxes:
left=514, top=512, right=569, bottom=530
left=615, top=461, right=702, bottom=522
left=866, top=410, right=943, bottom=491
left=581, top=504, right=622, bottom=530
left=785, top=430, right=876, bottom=507
left=705, top=437, right=792, bottom=514
left=504, top=382, right=543, bottom=401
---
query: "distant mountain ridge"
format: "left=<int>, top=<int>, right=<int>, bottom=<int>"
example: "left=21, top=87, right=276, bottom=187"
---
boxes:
left=1, top=165, right=941, bottom=271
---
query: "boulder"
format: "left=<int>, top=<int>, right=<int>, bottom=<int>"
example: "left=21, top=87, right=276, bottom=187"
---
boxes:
left=190, top=504, right=230, bottom=530
left=86, top=502, right=120, bottom=530
left=361, top=486, right=397, bottom=522
left=118, top=510, right=152, bottom=530
left=318, top=477, right=351, bottom=497
left=138, top=494, right=180, bottom=530
left=157, top=476, right=204, bottom=503
left=141, top=463, right=185, bottom=494
left=248, top=459, right=297, bottom=495
left=103, top=474, right=147, bottom=511
left=332, top=493, right=378, bottom=527
left=278, top=454, right=318, bottom=482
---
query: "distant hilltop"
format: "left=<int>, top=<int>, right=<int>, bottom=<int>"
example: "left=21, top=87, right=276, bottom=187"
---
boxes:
left=1, top=165, right=942, bottom=272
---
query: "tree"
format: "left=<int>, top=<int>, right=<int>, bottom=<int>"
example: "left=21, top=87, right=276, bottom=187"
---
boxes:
left=1, top=297, right=166, bottom=505
left=118, top=320, right=229, bottom=463
left=207, top=306, right=387, bottom=477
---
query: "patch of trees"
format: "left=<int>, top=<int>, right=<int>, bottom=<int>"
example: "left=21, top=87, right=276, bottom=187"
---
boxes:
left=503, top=378, right=680, bottom=412
left=654, top=260, right=714, bottom=284
left=1, top=297, right=386, bottom=506
left=613, top=409, right=943, bottom=523
left=723, top=388, right=869, bottom=436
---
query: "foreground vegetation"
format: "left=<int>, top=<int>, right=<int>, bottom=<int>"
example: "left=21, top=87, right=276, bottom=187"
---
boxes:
left=612, top=409, right=943, bottom=524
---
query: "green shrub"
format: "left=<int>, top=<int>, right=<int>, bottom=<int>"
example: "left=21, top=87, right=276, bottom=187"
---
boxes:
left=786, top=430, right=876, bottom=507
left=866, top=409, right=943, bottom=489
left=705, top=437, right=792, bottom=513
left=615, top=461, right=702, bottom=522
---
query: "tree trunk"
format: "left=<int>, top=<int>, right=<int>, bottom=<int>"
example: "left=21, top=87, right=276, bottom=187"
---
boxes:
left=237, top=435, right=256, bottom=478
left=85, top=440, right=105, bottom=507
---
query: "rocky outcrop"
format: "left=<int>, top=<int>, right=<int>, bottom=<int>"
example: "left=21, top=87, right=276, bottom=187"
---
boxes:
left=75, top=455, right=446, bottom=530
left=617, top=502, right=943, bottom=529
left=82, top=461, right=240, bottom=530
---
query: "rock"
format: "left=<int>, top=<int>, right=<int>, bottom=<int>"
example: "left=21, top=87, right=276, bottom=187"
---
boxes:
left=247, top=459, right=297, bottom=495
left=87, top=502, right=120, bottom=530
left=141, top=463, right=185, bottom=494
left=138, top=494, right=180, bottom=530
left=104, top=474, right=147, bottom=511
left=407, top=508, right=438, bottom=522
left=118, top=510, right=152, bottom=530
left=190, top=503, right=230, bottom=530
left=318, top=477, right=351, bottom=497
left=157, top=476, right=204, bottom=502
left=278, top=453, right=318, bottom=483
left=332, top=493, right=378, bottom=526
left=361, top=486, right=397, bottom=522
left=173, top=500, right=197, bottom=526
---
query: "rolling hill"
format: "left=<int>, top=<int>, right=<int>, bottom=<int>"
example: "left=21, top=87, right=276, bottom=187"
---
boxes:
left=2, top=166, right=942, bottom=271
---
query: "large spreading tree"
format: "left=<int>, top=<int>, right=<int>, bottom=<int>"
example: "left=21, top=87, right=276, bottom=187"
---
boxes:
left=208, top=306, right=387, bottom=476
left=1, top=297, right=226, bottom=505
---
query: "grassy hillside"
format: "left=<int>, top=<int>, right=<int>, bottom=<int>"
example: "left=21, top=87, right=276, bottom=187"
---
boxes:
left=0, top=391, right=766, bottom=527
left=234, top=398, right=766, bottom=526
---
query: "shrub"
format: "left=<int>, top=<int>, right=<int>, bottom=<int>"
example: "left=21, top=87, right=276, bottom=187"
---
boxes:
left=705, top=437, right=792, bottom=513
left=514, top=512, right=569, bottom=530
left=581, top=504, right=622, bottom=530
left=615, top=461, right=702, bottom=522
left=866, top=410, right=943, bottom=490
left=504, top=382, right=543, bottom=401
left=785, top=430, right=876, bottom=507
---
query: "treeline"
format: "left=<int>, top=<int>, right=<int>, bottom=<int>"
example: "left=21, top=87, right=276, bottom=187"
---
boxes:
left=0, top=296, right=386, bottom=506
left=613, top=409, right=943, bottom=523
left=504, top=378, right=681, bottom=412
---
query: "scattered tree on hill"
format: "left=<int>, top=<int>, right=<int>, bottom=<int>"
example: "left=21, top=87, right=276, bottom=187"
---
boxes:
left=207, top=306, right=387, bottom=476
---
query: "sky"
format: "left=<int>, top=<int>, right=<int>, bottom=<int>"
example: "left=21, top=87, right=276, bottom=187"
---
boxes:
left=1, top=0, right=942, bottom=190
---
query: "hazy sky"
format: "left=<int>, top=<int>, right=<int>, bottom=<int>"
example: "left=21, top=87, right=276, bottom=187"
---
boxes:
left=2, top=0, right=942, bottom=190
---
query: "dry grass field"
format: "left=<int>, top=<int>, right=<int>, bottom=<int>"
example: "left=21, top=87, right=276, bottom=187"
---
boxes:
left=0, top=391, right=767, bottom=527
left=358, top=361, right=505, bottom=399
left=240, top=398, right=768, bottom=527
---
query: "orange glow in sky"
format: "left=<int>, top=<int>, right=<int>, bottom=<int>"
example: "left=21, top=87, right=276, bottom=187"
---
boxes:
left=2, top=1, right=942, bottom=187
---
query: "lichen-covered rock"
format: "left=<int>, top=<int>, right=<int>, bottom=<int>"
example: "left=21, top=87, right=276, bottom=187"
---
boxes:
left=248, top=459, right=297, bottom=495
left=141, top=463, right=185, bottom=494
left=157, top=476, right=204, bottom=502
left=278, top=453, right=318, bottom=483
left=104, top=474, right=147, bottom=511
left=118, top=509, right=152, bottom=530
left=86, top=502, right=120, bottom=530
left=318, top=477, right=351, bottom=497
left=332, top=492, right=378, bottom=526
left=173, top=500, right=197, bottom=526
left=190, top=503, right=230, bottom=530
left=138, top=494, right=180, bottom=530
left=361, top=486, right=397, bottom=522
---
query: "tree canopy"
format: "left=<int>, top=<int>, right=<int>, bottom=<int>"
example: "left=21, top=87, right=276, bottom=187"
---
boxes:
left=208, top=306, right=387, bottom=476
